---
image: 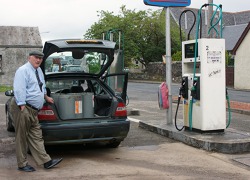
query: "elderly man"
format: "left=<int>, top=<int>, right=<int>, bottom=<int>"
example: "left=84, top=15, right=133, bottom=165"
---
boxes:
left=10, top=51, right=63, bottom=172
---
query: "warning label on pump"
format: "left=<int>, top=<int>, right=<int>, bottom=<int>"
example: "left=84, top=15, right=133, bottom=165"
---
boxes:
left=207, top=51, right=222, bottom=63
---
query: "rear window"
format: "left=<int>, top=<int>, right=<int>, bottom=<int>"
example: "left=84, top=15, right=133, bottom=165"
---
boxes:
left=46, top=79, right=78, bottom=92
left=46, top=79, right=94, bottom=93
left=44, top=51, right=109, bottom=75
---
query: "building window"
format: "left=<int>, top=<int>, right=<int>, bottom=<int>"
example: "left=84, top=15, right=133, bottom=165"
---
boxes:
left=135, top=60, right=139, bottom=67
left=0, top=55, right=2, bottom=72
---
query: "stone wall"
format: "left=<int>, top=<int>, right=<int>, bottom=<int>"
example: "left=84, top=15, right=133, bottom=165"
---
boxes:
left=129, top=61, right=235, bottom=88
left=0, top=26, right=42, bottom=86
left=129, top=61, right=182, bottom=83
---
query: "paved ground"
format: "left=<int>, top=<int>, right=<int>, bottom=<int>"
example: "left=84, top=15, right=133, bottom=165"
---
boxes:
left=1, top=89, right=250, bottom=166
left=128, top=97, right=250, bottom=153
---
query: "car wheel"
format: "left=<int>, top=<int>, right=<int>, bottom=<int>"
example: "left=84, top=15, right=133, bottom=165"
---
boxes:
left=106, top=141, right=121, bottom=148
left=6, top=111, right=15, bottom=132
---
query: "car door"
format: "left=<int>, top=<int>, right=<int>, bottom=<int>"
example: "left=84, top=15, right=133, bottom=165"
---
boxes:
left=102, top=73, right=128, bottom=103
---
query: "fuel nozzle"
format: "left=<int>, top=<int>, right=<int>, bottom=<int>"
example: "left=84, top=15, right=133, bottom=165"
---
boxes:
left=179, top=80, right=185, bottom=97
left=191, top=77, right=200, bottom=100
left=181, top=77, right=188, bottom=99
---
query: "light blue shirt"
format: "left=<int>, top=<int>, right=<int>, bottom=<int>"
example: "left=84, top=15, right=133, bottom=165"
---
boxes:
left=14, top=62, right=46, bottom=109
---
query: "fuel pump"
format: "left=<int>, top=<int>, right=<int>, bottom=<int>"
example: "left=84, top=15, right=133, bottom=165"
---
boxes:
left=175, top=4, right=232, bottom=132
left=102, top=29, right=130, bottom=105
left=102, top=29, right=124, bottom=74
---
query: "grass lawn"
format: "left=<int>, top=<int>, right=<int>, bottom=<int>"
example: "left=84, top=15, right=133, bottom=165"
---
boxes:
left=0, top=85, right=12, bottom=92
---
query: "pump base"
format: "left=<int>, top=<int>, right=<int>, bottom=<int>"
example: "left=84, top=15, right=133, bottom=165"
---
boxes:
left=184, top=127, right=224, bottom=134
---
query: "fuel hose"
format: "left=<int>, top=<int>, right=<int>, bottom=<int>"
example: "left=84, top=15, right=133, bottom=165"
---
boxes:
left=175, top=88, right=184, bottom=131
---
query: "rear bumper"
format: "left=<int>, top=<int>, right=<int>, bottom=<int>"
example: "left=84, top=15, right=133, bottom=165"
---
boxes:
left=41, top=119, right=130, bottom=145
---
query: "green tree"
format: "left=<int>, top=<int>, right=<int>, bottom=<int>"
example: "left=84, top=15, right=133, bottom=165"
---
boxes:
left=85, top=52, right=101, bottom=73
left=172, top=51, right=182, bottom=61
left=84, top=6, right=182, bottom=69
left=225, top=51, right=234, bottom=66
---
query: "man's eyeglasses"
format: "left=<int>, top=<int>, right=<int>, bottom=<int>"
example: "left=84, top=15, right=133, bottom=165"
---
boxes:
left=33, top=56, right=43, bottom=60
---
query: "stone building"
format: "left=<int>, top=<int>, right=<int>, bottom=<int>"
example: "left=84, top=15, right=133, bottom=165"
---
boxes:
left=0, top=26, right=42, bottom=86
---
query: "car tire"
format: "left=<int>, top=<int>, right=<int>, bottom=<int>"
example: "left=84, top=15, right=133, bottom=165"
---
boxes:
left=106, top=141, right=121, bottom=148
left=6, top=111, right=15, bottom=132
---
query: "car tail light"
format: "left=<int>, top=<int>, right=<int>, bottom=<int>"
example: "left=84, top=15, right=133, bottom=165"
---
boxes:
left=114, top=102, right=127, bottom=117
left=38, top=105, right=57, bottom=121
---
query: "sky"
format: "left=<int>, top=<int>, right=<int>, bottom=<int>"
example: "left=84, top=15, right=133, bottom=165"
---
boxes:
left=0, top=0, right=249, bottom=43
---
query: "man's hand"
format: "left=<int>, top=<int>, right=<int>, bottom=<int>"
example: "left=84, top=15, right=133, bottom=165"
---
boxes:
left=19, top=105, right=25, bottom=111
left=45, top=95, right=54, bottom=104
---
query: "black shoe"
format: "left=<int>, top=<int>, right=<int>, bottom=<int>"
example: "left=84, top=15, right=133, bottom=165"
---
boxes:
left=18, top=165, right=36, bottom=172
left=44, top=158, right=63, bottom=169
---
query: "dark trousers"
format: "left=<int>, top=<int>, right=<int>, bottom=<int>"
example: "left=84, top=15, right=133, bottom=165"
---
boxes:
left=10, top=98, right=51, bottom=168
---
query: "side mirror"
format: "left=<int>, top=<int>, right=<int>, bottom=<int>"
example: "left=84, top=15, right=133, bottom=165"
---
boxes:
left=5, top=90, right=14, bottom=96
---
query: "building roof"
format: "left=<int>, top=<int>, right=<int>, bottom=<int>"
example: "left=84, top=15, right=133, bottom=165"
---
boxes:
left=232, top=22, right=250, bottom=55
left=223, top=24, right=248, bottom=51
left=170, top=7, right=250, bottom=51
